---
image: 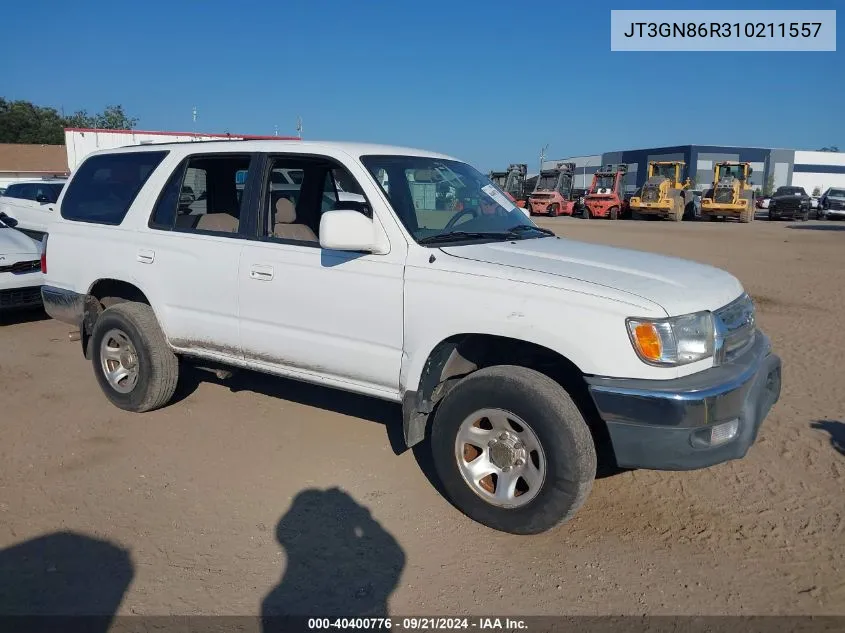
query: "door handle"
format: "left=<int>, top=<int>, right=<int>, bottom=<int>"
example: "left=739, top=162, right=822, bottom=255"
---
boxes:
left=249, top=264, right=274, bottom=281
left=137, top=249, right=155, bottom=264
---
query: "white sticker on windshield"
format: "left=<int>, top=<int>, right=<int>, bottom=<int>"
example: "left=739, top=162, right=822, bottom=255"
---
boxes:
left=481, top=184, right=517, bottom=211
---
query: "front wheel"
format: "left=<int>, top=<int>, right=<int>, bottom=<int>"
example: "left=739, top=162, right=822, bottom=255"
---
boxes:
left=609, top=206, right=619, bottom=221
left=430, top=365, right=596, bottom=535
left=90, top=302, right=179, bottom=412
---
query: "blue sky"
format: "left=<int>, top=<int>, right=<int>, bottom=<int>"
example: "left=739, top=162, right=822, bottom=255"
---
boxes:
left=2, top=0, right=841, bottom=171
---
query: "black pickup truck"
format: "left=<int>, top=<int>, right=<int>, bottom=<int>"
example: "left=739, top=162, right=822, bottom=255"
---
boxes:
left=768, top=186, right=811, bottom=221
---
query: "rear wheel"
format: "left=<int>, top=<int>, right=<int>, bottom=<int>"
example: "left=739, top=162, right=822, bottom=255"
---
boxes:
left=430, top=365, right=596, bottom=535
left=90, top=302, right=179, bottom=412
left=609, top=206, right=619, bottom=221
left=547, top=203, right=560, bottom=217
left=583, top=206, right=592, bottom=219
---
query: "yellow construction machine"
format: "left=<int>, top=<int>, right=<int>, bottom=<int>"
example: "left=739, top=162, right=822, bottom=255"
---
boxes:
left=700, top=162, right=756, bottom=223
left=628, top=161, right=691, bottom=221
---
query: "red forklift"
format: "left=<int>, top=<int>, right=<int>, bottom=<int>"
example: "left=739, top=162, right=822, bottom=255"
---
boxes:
left=584, top=164, right=629, bottom=220
left=526, top=162, right=577, bottom=216
left=488, top=163, right=529, bottom=208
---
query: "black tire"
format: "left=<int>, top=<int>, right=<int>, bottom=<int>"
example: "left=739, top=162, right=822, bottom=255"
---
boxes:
left=90, top=301, right=179, bottom=413
left=609, top=206, right=619, bottom=221
left=430, top=365, right=596, bottom=535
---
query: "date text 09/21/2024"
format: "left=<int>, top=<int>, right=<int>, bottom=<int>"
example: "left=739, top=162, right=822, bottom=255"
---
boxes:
left=623, top=22, right=822, bottom=39
left=307, top=617, right=528, bottom=630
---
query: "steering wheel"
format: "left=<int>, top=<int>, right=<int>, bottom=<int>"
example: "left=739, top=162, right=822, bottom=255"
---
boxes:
left=443, top=207, right=479, bottom=231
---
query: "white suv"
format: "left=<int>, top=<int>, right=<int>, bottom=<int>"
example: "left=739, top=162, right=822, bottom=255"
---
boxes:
left=0, top=178, right=67, bottom=239
left=40, top=140, right=782, bottom=534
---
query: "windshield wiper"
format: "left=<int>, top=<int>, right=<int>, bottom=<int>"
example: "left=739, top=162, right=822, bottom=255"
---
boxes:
left=417, top=231, right=513, bottom=245
left=505, top=224, right=556, bottom=237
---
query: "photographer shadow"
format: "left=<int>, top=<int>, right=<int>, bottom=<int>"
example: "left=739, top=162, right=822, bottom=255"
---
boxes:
left=261, top=488, right=405, bottom=630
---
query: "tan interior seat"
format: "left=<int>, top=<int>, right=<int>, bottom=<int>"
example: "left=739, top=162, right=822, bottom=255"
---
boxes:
left=195, top=212, right=239, bottom=233
left=273, top=198, right=318, bottom=242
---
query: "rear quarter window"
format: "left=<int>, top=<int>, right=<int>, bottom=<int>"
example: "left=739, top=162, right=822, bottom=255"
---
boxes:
left=61, top=151, right=169, bottom=225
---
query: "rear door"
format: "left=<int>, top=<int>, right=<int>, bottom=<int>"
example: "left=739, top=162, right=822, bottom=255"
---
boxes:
left=140, top=151, right=261, bottom=359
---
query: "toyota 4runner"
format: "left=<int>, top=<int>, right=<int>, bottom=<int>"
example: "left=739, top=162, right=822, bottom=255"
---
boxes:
left=40, top=140, right=782, bottom=534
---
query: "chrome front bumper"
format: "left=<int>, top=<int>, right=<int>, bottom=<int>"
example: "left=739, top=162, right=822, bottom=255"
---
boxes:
left=586, top=332, right=782, bottom=470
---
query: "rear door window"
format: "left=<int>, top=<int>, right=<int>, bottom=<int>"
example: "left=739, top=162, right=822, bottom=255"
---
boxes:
left=61, top=151, right=168, bottom=225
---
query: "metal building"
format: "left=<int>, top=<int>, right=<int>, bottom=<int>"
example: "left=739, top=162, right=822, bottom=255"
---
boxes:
left=544, top=145, right=845, bottom=196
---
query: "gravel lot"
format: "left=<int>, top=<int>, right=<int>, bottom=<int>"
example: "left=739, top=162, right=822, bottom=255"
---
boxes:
left=1, top=217, right=843, bottom=618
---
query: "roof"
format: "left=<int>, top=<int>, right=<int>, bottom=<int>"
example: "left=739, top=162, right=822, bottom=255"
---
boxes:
left=82, top=139, right=458, bottom=161
left=0, top=143, right=69, bottom=174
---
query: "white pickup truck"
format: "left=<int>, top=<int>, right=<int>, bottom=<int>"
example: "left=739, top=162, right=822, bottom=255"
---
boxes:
left=40, top=140, right=782, bottom=534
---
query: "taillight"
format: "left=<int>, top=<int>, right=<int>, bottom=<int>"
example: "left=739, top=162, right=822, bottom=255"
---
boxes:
left=40, top=234, right=47, bottom=274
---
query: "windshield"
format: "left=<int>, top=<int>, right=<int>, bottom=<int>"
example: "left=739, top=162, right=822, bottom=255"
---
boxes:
left=718, top=165, right=746, bottom=180
left=592, top=175, right=615, bottom=192
left=652, top=164, right=677, bottom=181
left=536, top=173, right=558, bottom=191
left=360, top=155, right=538, bottom=244
left=828, top=189, right=845, bottom=198
left=776, top=187, right=803, bottom=195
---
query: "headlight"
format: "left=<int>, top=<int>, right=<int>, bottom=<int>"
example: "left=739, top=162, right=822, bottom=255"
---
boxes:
left=626, top=311, right=715, bottom=366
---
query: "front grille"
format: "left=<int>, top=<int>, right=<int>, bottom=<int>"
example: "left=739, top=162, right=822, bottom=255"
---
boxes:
left=714, top=187, right=734, bottom=204
left=0, top=287, right=42, bottom=309
left=714, top=293, right=756, bottom=364
left=641, top=184, right=660, bottom=203
left=829, top=200, right=845, bottom=210
left=775, top=198, right=800, bottom=212
left=0, top=260, right=40, bottom=274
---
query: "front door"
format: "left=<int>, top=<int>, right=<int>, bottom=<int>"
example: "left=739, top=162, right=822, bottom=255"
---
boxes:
left=237, top=154, right=405, bottom=397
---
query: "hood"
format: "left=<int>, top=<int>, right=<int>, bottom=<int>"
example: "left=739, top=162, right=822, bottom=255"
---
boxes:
left=0, top=227, right=41, bottom=257
left=440, top=237, right=744, bottom=316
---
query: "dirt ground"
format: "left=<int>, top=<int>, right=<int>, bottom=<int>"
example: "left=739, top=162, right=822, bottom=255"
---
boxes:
left=0, top=217, right=843, bottom=619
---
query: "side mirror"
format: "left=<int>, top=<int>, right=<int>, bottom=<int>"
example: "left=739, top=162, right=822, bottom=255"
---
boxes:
left=0, top=212, right=18, bottom=228
left=319, top=209, right=385, bottom=254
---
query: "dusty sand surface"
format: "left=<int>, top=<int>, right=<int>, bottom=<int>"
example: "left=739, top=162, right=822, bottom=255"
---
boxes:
left=0, top=218, right=843, bottom=618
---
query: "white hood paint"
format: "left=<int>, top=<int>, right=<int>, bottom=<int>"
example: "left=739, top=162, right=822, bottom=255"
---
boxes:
left=0, top=227, right=41, bottom=259
left=441, top=236, right=744, bottom=316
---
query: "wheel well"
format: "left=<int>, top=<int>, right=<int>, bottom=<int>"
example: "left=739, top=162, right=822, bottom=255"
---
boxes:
left=81, top=279, right=151, bottom=359
left=402, top=334, right=603, bottom=449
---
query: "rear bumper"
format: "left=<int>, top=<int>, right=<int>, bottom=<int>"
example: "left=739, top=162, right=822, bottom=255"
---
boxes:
left=0, top=285, right=43, bottom=311
left=41, top=285, right=85, bottom=326
left=586, top=332, right=782, bottom=471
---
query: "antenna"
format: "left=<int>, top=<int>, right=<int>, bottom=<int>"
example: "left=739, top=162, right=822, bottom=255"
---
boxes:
left=296, top=116, right=303, bottom=139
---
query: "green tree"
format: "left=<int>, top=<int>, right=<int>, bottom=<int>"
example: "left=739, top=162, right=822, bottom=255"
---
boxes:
left=64, top=104, right=138, bottom=130
left=0, top=98, right=139, bottom=144
left=763, top=174, right=775, bottom=196
left=0, top=98, right=66, bottom=144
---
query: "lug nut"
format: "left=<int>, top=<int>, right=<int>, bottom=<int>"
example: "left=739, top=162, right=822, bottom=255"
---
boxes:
left=488, top=440, right=496, bottom=448
left=515, top=458, right=525, bottom=467
left=514, top=441, right=524, bottom=450
left=499, top=433, right=509, bottom=440
left=501, top=466, right=511, bottom=472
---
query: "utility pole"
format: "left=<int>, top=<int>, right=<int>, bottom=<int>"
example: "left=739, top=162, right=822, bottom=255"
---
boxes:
left=539, top=144, right=549, bottom=177
left=192, top=106, right=198, bottom=138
